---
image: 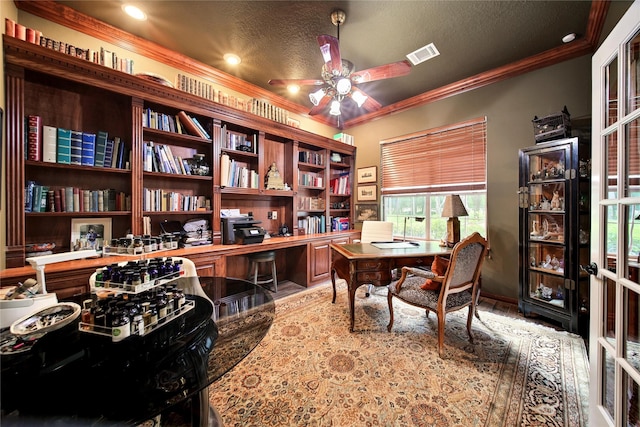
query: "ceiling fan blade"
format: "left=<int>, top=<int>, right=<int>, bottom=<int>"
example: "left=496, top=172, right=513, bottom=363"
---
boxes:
left=317, top=34, right=342, bottom=74
left=268, top=78, right=325, bottom=86
left=350, top=87, right=382, bottom=112
left=351, top=60, right=412, bottom=83
left=308, top=94, right=332, bottom=116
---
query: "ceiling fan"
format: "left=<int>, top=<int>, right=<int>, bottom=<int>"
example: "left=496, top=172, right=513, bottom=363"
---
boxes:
left=268, top=9, right=413, bottom=119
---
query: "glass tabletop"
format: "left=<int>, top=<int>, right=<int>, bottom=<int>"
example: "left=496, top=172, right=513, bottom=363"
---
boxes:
left=0, top=276, right=274, bottom=426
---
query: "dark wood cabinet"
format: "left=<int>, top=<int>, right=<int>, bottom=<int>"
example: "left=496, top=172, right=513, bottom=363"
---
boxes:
left=518, top=137, right=591, bottom=335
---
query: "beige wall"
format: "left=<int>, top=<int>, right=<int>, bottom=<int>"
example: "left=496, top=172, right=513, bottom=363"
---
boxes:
left=347, top=56, right=592, bottom=299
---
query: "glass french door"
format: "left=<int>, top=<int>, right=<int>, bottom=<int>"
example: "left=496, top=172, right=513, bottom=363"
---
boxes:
left=590, top=2, right=640, bottom=426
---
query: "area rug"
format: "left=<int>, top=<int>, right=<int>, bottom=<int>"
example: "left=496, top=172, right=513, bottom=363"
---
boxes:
left=209, top=282, right=589, bottom=426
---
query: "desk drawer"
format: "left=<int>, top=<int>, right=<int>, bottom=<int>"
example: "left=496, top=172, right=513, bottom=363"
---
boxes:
left=356, top=270, right=392, bottom=283
left=392, top=256, right=435, bottom=269
left=356, top=259, right=391, bottom=271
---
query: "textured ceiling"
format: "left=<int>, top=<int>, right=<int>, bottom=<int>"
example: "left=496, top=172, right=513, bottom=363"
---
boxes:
left=53, top=1, right=610, bottom=122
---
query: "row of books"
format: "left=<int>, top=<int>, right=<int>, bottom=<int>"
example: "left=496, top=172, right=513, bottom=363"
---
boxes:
left=331, top=216, right=351, bottom=232
left=299, top=172, right=324, bottom=188
left=299, top=150, right=324, bottom=166
left=25, top=183, right=129, bottom=213
left=220, top=125, right=257, bottom=153
left=143, top=189, right=210, bottom=212
left=174, top=74, right=294, bottom=127
left=297, top=197, right=325, bottom=211
left=5, top=19, right=135, bottom=74
left=142, top=109, right=211, bottom=139
left=220, top=154, right=259, bottom=189
left=333, top=132, right=355, bottom=146
left=26, top=117, right=129, bottom=169
left=143, top=142, right=206, bottom=176
left=330, top=173, right=351, bottom=195
left=298, top=215, right=327, bottom=235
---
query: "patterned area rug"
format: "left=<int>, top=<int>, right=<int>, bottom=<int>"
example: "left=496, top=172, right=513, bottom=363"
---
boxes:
left=209, top=282, right=589, bottom=426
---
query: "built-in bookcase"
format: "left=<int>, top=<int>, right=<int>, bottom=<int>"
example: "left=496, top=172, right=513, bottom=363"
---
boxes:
left=3, top=35, right=355, bottom=267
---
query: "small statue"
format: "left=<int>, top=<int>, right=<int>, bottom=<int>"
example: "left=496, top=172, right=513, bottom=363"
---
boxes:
left=550, top=190, right=561, bottom=210
left=265, top=162, right=285, bottom=190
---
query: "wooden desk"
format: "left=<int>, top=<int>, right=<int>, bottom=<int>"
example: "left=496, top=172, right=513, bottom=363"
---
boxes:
left=330, top=241, right=451, bottom=331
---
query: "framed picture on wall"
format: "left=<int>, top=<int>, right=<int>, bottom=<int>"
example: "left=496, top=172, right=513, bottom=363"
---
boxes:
left=357, top=185, right=377, bottom=201
left=70, top=218, right=112, bottom=251
left=357, top=166, right=377, bottom=183
left=355, top=204, right=379, bottom=222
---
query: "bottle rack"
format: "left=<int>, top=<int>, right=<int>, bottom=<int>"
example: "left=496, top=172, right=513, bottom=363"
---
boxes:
left=78, top=299, right=194, bottom=338
left=93, top=272, right=179, bottom=293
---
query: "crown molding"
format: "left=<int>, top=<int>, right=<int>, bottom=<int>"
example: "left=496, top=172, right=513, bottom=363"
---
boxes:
left=15, top=0, right=609, bottom=130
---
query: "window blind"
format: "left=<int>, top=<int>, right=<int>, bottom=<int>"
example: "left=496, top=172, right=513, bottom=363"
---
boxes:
left=380, top=117, right=487, bottom=194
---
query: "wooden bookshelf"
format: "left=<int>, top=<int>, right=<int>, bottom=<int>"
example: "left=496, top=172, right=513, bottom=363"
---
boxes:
left=3, top=35, right=356, bottom=268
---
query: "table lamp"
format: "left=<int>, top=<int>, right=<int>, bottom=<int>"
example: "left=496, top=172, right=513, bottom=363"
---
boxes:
left=403, top=216, right=425, bottom=242
left=441, top=195, right=468, bottom=247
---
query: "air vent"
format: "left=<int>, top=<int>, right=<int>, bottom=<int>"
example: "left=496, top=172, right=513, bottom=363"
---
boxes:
left=406, top=42, right=440, bottom=66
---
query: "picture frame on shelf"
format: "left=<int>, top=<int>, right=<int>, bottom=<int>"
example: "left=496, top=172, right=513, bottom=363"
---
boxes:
left=357, top=185, right=377, bottom=202
left=70, top=218, right=112, bottom=251
left=355, top=204, right=379, bottom=222
left=357, top=166, right=377, bottom=183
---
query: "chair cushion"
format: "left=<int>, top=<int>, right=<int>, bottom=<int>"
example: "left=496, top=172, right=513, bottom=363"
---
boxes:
left=420, top=256, right=449, bottom=290
left=389, top=275, right=472, bottom=311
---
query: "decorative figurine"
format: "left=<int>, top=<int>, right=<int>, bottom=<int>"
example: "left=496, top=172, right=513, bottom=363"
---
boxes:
left=550, top=190, right=562, bottom=210
left=265, top=162, right=285, bottom=190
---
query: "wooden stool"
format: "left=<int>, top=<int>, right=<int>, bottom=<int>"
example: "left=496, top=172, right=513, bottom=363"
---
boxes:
left=247, top=251, right=278, bottom=292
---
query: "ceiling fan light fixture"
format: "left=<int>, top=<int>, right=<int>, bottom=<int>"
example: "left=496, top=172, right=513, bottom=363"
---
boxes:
left=309, top=88, right=326, bottom=106
left=336, top=78, right=351, bottom=95
left=351, top=90, right=367, bottom=107
left=329, top=100, right=341, bottom=115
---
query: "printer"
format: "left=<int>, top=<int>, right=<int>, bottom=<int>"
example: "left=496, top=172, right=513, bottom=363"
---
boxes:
left=221, top=216, right=266, bottom=245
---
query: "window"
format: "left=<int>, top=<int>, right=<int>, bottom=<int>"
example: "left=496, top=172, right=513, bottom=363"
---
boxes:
left=380, top=118, right=487, bottom=241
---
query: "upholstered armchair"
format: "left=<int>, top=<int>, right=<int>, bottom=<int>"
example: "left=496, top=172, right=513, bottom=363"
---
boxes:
left=386, top=232, right=488, bottom=358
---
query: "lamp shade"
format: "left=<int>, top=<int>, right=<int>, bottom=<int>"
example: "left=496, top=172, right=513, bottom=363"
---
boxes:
left=441, top=195, right=468, bottom=218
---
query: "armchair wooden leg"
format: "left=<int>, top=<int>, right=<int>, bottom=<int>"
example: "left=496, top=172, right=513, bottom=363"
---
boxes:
left=437, top=311, right=446, bottom=358
left=467, top=305, right=475, bottom=344
left=386, top=291, right=394, bottom=332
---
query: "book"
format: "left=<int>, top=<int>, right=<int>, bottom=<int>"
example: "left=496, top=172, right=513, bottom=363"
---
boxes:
left=24, top=180, right=35, bottom=212
left=189, top=115, right=211, bottom=139
left=111, top=137, right=121, bottom=168
left=177, top=111, right=206, bottom=138
left=103, top=139, right=114, bottom=168
left=114, top=137, right=126, bottom=169
left=42, top=125, right=57, bottom=163
left=56, top=128, right=72, bottom=164
left=26, top=115, right=41, bottom=161
left=81, top=132, right=96, bottom=166
left=65, top=187, right=74, bottom=212
left=70, top=130, right=83, bottom=165
left=94, top=131, right=108, bottom=167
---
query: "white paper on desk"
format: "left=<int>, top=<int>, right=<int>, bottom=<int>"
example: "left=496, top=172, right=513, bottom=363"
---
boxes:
left=371, top=242, right=418, bottom=249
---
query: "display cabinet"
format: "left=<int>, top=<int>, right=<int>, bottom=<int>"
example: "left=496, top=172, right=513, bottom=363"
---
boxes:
left=518, top=136, right=590, bottom=335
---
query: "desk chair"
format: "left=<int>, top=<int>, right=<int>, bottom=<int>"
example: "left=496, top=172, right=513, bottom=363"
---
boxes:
left=357, top=221, right=394, bottom=297
left=386, top=232, right=488, bottom=358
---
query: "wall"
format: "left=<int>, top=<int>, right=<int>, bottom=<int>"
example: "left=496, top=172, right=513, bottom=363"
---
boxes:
left=347, top=56, right=591, bottom=300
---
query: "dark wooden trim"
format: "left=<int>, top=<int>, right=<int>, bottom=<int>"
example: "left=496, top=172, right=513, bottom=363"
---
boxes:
left=14, top=0, right=610, bottom=130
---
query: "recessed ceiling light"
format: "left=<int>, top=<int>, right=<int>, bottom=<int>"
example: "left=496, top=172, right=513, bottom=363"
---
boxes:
left=122, top=4, right=147, bottom=21
left=562, top=33, right=576, bottom=43
left=224, top=53, right=241, bottom=65
left=287, top=84, right=300, bottom=94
